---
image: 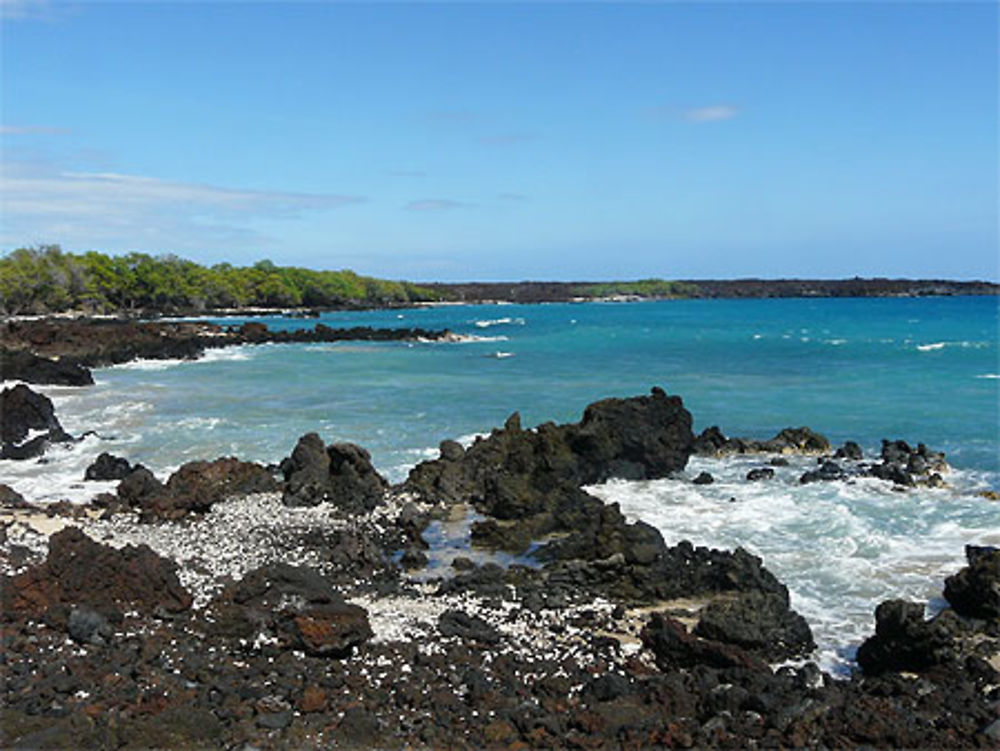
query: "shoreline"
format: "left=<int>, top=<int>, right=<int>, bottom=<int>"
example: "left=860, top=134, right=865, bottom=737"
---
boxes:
left=2, top=389, right=998, bottom=747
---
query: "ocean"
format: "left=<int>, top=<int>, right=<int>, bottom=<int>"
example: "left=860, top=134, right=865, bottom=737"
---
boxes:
left=3, top=295, right=998, bottom=674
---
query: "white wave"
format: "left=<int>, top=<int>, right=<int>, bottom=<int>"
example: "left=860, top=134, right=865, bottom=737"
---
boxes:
left=587, top=457, right=1000, bottom=675
left=175, top=417, right=223, bottom=431
left=916, top=342, right=945, bottom=351
left=752, top=334, right=763, bottom=340
left=917, top=340, right=990, bottom=352
left=975, top=373, right=999, bottom=379
left=825, top=339, right=847, bottom=346
left=473, top=317, right=525, bottom=328
left=195, top=346, right=252, bottom=363
left=437, top=333, right=510, bottom=343
left=487, top=351, right=515, bottom=359
left=108, top=357, right=190, bottom=371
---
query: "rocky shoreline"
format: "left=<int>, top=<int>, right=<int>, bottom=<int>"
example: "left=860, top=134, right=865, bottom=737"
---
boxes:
left=2, top=386, right=998, bottom=749
left=0, top=318, right=456, bottom=386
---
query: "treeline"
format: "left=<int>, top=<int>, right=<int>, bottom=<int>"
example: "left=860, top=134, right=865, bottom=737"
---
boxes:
left=0, top=246, right=442, bottom=315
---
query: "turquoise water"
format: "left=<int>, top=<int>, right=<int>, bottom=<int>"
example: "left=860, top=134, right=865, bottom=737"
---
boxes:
left=3, top=296, right=998, bottom=671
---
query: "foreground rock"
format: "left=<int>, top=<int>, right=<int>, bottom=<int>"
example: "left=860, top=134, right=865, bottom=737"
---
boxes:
left=1, top=526, right=192, bottom=624
left=944, top=545, right=1000, bottom=619
left=206, top=563, right=372, bottom=657
left=0, top=384, right=73, bottom=460
left=281, top=432, right=388, bottom=511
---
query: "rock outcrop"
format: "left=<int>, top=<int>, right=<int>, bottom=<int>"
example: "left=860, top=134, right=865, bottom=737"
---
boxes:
left=281, top=433, right=388, bottom=512
left=0, top=384, right=73, bottom=460
left=1, top=527, right=192, bottom=623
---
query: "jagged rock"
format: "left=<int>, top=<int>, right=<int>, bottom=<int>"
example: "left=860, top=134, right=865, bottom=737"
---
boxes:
left=67, top=605, right=112, bottom=645
left=0, top=384, right=73, bottom=460
left=114, top=458, right=278, bottom=520
left=438, top=609, right=501, bottom=644
left=1, top=527, right=192, bottom=622
left=84, top=452, right=134, bottom=481
left=0, top=349, right=93, bottom=386
left=944, top=546, right=1000, bottom=619
left=746, top=467, right=774, bottom=482
left=282, top=433, right=387, bottom=512
left=641, top=612, right=768, bottom=671
left=693, top=591, right=815, bottom=661
left=856, top=600, right=962, bottom=674
left=407, top=387, right=693, bottom=520
left=206, top=563, right=371, bottom=657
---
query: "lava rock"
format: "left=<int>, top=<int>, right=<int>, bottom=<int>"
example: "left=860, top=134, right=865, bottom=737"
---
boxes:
left=855, top=600, right=961, bottom=674
left=692, top=471, right=714, bottom=485
left=641, top=612, right=768, bottom=671
left=282, top=433, right=387, bottom=512
left=834, top=441, right=864, bottom=460
left=693, top=591, right=816, bottom=661
left=1, top=527, right=192, bottom=621
left=0, top=483, right=32, bottom=508
left=67, top=605, right=112, bottom=645
left=438, top=609, right=501, bottom=644
left=207, top=563, right=371, bottom=657
left=799, top=461, right=847, bottom=484
left=84, top=452, right=134, bottom=481
left=0, top=384, right=73, bottom=459
left=0, top=349, right=94, bottom=386
left=944, top=546, right=1000, bottom=619
left=746, top=467, right=774, bottom=482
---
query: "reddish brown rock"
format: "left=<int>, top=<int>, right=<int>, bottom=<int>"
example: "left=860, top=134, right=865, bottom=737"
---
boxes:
left=1, top=527, right=192, bottom=621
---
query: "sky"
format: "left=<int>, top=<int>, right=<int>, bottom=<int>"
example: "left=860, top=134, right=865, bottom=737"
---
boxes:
left=1, top=1, right=997, bottom=282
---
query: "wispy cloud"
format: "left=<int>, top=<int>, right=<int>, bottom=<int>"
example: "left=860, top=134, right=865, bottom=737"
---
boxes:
left=0, top=161, right=365, bottom=251
left=1, top=124, right=72, bottom=136
left=403, top=199, right=466, bottom=211
left=0, top=0, right=60, bottom=21
left=682, top=105, right=741, bottom=123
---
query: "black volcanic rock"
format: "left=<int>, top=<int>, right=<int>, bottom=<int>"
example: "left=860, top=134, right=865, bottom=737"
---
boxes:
left=856, top=600, right=963, bottom=674
left=693, top=425, right=830, bottom=457
left=693, top=591, right=816, bottom=661
left=406, top=387, right=693, bottom=519
left=0, top=384, right=73, bottom=459
left=206, top=563, right=372, bottom=657
left=84, top=452, right=134, bottom=481
left=0, top=349, right=93, bottom=386
left=944, top=546, right=1000, bottom=619
left=281, top=433, right=388, bottom=512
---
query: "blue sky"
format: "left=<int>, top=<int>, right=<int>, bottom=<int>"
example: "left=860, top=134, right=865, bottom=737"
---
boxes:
left=1, top=1, right=997, bottom=281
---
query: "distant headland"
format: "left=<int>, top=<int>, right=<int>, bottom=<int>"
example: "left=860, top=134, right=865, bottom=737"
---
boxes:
left=2, top=245, right=996, bottom=318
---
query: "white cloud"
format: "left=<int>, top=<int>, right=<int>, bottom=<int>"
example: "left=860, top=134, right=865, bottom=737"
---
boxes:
left=682, top=105, right=740, bottom=123
left=0, top=162, right=365, bottom=251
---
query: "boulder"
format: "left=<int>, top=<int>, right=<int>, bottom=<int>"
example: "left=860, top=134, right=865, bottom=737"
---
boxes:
left=1, top=527, right=192, bottom=622
left=746, top=467, right=774, bottom=482
left=944, top=546, right=1000, bottom=619
left=692, top=471, right=714, bottom=485
left=0, top=384, right=72, bottom=459
left=0, top=483, right=31, bottom=509
left=834, top=441, right=864, bottom=460
left=84, top=452, right=134, bottom=481
left=640, top=612, right=768, bottom=672
left=693, top=591, right=816, bottom=661
left=799, top=461, right=847, bottom=484
left=282, top=433, right=387, bottom=512
left=206, top=563, right=371, bottom=657
left=855, top=600, right=961, bottom=674
left=438, top=609, right=501, bottom=644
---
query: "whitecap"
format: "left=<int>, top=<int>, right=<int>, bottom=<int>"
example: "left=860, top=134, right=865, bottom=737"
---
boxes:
left=975, top=373, right=999, bottom=379
left=916, top=342, right=946, bottom=352
left=473, top=317, right=525, bottom=328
